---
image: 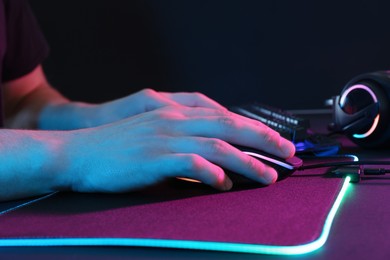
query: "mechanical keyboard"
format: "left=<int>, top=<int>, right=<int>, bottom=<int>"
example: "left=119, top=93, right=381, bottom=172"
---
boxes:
left=230, top=103, right=340, bottom=156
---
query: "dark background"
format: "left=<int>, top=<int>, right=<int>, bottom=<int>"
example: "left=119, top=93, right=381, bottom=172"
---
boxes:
left=29, top=0, right=390, bottom=109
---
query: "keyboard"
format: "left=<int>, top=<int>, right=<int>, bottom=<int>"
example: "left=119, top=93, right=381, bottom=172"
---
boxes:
left=230, top=103, right=340, bottom=156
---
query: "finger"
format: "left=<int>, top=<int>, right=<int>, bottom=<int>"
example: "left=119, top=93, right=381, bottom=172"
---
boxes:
left=167, top=137, right=278, bottom=185
left=151, top=104, right=271, bottom=130
left=159, top=92, right=227, bottom=110
left=157, top=153, right=233, bottom=191
left=139, top=89, right=182, bottom=111
left=104, top=89, right=181, bottom=116
left=169, top=111, right=295, bottom=158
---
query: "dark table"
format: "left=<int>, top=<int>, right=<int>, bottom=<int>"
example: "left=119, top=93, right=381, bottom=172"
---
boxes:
left=1, top=111, right=389, bottom=260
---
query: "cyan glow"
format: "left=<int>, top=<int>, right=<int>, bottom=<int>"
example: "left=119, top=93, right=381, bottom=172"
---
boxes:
left=350, top=155, right=359, bottom=162
left=0, top=177, right=351, bottom=256
left=353, top=114, right=380, bottom=139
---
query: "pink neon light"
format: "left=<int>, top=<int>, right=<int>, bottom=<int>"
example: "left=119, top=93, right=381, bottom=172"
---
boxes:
left=339, top=84, right=378, bottom=105
left=340, top=84, right=379, bottom=139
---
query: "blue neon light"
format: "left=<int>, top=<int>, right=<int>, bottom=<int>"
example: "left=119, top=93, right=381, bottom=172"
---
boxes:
left=0, top=177, right=351, bottom=255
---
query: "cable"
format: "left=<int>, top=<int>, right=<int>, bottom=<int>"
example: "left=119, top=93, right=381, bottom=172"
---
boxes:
left=299, top=160, right=390, bottom=170
left=362, top=168, right=390, bottom=175
left=297, top=159, right=390, bottom=182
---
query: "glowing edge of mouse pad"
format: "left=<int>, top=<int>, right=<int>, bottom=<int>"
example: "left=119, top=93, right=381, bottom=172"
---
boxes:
left=0, top=177, right=351, bottom=256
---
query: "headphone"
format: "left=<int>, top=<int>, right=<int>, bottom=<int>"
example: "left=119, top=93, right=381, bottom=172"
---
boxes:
left=331, top=71, right=390, bottom=148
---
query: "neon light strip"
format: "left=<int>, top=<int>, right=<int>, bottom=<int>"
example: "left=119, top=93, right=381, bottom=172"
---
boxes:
left=353, top=114, right=380, bottom=139
left=0, top=177, right=351, bottom=255
left=244, top=151, right=294, bottom=169
left=339, top=84, right=378, bottom=104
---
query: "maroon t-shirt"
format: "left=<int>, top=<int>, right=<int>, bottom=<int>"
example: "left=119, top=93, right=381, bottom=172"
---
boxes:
left=0, top=0, right=49, bottom=126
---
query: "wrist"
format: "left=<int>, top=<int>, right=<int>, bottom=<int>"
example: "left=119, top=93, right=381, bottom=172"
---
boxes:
left=0, top=129, right=72, bottom=201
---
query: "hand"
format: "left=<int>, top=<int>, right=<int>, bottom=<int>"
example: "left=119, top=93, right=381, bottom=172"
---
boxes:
left=78, top=89, right=227, bottom=127
left=59, top=105, right=295, bottom=193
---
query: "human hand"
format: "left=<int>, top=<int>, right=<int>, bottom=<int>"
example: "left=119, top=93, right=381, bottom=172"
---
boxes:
left=59, top=105, right=295, bottom=193
left=77, top=89, right=227, bottom=128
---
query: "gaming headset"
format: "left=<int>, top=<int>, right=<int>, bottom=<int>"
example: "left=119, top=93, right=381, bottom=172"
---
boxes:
left=330, top=70, right=390, bottom=148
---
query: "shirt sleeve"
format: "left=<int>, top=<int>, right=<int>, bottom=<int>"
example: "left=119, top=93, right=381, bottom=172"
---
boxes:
left=2, top=0, right=49, bottom=82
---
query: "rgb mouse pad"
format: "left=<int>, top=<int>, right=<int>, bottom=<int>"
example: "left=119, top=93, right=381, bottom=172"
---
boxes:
left=0, top=168, right=349, bottom=255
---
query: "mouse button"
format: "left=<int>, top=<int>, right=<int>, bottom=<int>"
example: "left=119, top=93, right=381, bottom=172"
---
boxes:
left=286, top=156, right=303, bottom=168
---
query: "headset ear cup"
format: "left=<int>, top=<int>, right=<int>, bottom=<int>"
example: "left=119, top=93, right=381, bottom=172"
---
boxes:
left=349, top=82, right=390, bottom=148
left=334, top=71, right=390, bottom=148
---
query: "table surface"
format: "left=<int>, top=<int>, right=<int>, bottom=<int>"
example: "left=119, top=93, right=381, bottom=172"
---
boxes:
left=1, top=111, right=390, bottom=260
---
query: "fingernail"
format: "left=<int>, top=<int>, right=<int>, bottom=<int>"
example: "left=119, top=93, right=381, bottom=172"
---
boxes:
left=223, top=176, right=233, bottom=191
left=263, top=168, right=278, bottom=184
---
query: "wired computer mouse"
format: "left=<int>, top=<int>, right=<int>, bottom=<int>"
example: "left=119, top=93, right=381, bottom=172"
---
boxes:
left=229, top=145, right=303, bottom=183
left=177, top=145, right=303, bottom=188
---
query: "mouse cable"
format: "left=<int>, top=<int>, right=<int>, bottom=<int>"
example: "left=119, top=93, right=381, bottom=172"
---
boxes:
left=299, top=160, right=390, bottom=170
left=298, top=160, right=390, bottom=182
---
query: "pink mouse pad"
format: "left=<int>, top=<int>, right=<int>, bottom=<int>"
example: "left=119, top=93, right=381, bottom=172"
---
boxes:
left=0, top=166, right=350, bottom=255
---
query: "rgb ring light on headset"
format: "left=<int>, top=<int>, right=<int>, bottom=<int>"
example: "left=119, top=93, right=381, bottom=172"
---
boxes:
left=339, top=84, right=380, bottom=139
left=333, top=71, right=390, bottom=148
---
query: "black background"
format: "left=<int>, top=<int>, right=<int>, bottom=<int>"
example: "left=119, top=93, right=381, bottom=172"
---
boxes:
left=30, top=0, right=390, bottom=109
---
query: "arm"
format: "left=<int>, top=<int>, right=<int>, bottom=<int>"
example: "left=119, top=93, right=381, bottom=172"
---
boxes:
left=0, top=105, right=296, bottom=202
left=1, top=65, right=295, bottom=202
left=3, top=65, right=228, bottom=130
left=3, top=65, right=94, bottom=130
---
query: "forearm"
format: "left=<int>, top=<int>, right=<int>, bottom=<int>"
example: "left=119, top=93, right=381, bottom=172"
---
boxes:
left=3, top=65, right=97, bottom=130
left=5, top=82, right=96, bottom=130
left=0, top=129, right=70, bottom=201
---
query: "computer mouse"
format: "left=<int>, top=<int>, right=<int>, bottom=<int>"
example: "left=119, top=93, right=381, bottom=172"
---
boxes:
left=227, top=145, right=303, bottom=184
left=177, top=145, right=303, bottom=188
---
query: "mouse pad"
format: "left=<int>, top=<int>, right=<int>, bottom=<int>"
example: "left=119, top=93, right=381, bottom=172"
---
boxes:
left=0, top=166, right=350, bottom=255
